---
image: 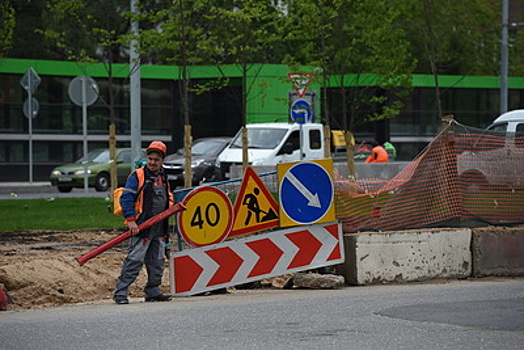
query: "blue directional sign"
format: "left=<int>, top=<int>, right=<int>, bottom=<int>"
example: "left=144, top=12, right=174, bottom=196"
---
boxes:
left=290, top=99, right=312, bottom=124
left=278, top=160, right=335, bottom=227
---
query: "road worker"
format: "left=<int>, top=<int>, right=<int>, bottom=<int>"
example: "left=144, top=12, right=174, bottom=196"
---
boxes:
left=113, top=141, right=174, bottom=304
left=365, top=139, right=389, bottom=163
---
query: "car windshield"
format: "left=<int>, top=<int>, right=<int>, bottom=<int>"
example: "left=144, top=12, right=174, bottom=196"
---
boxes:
left=486, top=123, right=509, bottom=136
left=176, top=139, right=229, bottom=157
left=230, top=128, right=287, bottom=149
left=75, top=149, right=110, bottom=164
left=192, top=140, right=228, bottom=156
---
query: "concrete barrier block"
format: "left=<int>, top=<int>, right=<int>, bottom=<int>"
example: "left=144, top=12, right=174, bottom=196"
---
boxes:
left=471, top=228, right=524, bottom=277
left=339, top=229, right=472, bottom=285
left=237, top=162, right=411, bottom=181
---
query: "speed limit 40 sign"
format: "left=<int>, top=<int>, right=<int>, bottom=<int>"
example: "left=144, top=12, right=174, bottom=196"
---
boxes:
left=177, top=186, right=233, bottom=247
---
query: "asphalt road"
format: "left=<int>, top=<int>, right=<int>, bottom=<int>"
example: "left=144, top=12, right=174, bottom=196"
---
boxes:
left=1, top=278, right=522, bottom=350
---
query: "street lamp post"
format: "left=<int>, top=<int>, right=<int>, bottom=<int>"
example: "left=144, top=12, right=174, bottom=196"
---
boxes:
left=500, top=0, right=509, bottom=114
left=130, top=0, right=142, bottom=170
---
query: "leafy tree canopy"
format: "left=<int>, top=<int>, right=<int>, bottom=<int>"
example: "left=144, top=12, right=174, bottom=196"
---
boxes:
left=0, top=1, right=16, bottom=58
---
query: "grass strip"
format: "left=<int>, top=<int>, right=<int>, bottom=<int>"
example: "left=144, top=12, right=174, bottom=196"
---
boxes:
left=0, top=197, right=125, bottom=231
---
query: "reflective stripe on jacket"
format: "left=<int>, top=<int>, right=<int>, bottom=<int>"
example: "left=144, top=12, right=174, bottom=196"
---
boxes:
left=120, top=167, right=174, bottom=225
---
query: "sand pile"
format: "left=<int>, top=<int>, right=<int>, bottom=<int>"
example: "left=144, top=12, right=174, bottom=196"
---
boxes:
left=0, top=230, right=171, bottom=310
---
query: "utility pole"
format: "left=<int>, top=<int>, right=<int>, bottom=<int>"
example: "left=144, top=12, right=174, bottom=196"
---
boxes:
left=130, top=0, right=142, bottom=169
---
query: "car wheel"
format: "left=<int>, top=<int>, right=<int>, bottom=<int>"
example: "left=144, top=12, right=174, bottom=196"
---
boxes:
left=201, top=168, right=217, bottom=184
left=94, top=173, right=110, bottom=191
left=57, top=186, right=73, bottom=193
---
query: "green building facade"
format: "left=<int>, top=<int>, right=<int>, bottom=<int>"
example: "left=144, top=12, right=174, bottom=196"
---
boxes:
left=1, top=58, right=524, bottom=182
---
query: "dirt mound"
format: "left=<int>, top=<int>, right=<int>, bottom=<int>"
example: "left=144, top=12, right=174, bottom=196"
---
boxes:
left=0, top=230, right=171, bottom=310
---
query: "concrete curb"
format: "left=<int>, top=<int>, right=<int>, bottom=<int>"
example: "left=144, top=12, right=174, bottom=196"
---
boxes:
left=0, top=182, right=54, bottom=195
left=337, top=227, right=524, bottom=285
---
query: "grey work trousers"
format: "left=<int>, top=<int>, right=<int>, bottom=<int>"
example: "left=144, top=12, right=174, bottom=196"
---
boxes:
left=114, top=230, right=167, bottom=299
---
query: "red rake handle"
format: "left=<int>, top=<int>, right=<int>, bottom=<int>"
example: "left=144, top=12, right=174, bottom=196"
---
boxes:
left=75, top=202, right=186, bottom=266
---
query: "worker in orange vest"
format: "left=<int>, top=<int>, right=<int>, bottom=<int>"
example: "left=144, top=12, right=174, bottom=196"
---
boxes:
left=365, top=139, right=389, bottom=163
left=113, top=141, right=174, bottom=305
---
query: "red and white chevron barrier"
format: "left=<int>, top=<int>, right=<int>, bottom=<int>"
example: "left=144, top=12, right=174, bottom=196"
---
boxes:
left=170, top=222, right=344, bottom=296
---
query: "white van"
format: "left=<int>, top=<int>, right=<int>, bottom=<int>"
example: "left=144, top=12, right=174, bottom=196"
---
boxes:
left=458, top=109, right=524, bottom=190
left=486, top=109, right=524, bottom=135
left=217, top=123, right=325, bottom=179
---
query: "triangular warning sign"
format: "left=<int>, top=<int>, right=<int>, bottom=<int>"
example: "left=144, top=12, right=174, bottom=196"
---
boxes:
left=230, top=167, right=279, bottom=237
left=288, top=72, right=314, bottom=98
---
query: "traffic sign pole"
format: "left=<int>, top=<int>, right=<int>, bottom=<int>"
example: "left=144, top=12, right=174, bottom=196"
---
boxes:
left=28, top=83, right=33, bottom=183
left=68, top=75, right=99, bottom=194
left=20, top=68, right=41, bottom=184
left=300, top=124, right=304, bottom=160
left=82, top=78, right=88, bottom=194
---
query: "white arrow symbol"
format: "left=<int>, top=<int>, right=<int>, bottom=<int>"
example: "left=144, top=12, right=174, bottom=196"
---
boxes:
left=285, top=171, right=321, bottom=208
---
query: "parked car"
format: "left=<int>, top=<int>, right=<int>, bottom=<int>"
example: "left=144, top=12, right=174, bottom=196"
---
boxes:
left=163, top=137, right=232, bottom=189
left=49, top=148, right=145, bottom=192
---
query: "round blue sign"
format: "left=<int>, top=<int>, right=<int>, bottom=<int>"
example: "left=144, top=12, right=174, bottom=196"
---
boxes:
left=279, top=162, right=333, bottom=224
left=290, top=99, right=312, bottom=124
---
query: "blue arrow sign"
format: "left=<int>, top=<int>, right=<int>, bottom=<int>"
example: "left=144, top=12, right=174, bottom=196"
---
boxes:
left=279, top=162, right=333, bottom=225
left=290, top=99, right=312, bottom=124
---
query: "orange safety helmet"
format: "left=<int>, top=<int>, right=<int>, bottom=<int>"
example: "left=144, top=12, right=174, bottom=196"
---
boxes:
left=146, top=141, right=167, bottom=158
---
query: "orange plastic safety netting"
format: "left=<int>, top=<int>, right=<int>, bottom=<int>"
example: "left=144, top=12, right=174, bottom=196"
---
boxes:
left=335, top=121, right=524, bottom=232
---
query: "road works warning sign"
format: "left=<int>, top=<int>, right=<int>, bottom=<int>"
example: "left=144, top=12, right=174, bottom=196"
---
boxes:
left=229, top=167, right=279, bottom=237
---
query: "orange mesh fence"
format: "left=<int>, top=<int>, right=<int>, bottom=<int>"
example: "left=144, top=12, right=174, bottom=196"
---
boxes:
left=335, top=122, right=524, bottom=232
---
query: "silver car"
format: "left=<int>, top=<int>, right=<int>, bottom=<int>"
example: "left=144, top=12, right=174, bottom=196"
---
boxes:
left=163, top=137, right=232, bottom=189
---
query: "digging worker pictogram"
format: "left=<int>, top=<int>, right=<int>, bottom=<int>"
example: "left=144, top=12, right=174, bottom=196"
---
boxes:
left=242, top=187, right=277, bottom=225
left=229, top=166, right=280, bottom=237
